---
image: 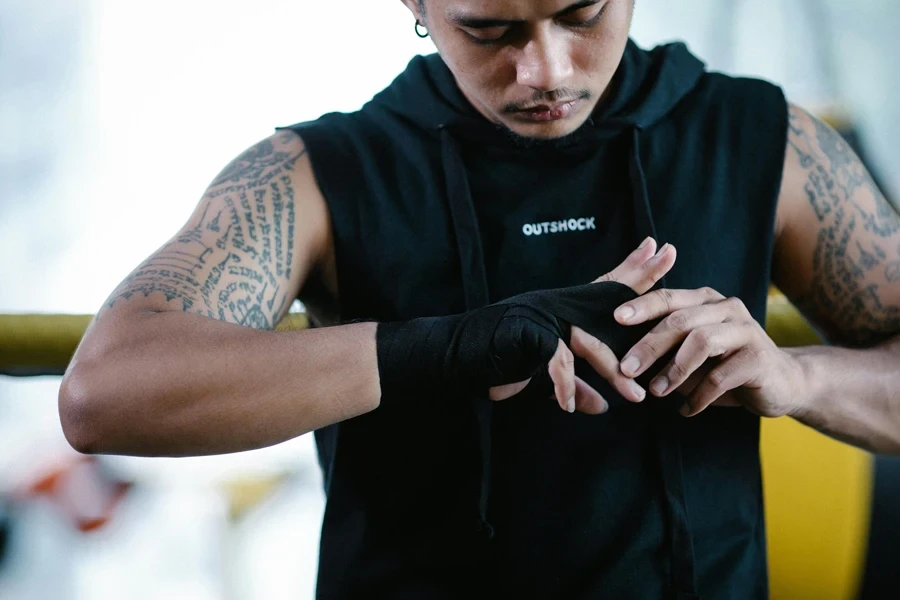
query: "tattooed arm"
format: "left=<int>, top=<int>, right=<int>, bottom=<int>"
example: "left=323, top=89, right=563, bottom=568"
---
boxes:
left=58, top=131, right=380, bottom=456
left=772, top=104, right=900, bottom=453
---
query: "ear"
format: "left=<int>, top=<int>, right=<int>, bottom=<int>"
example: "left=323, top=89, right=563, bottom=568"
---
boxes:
left=399, top=0, right=423, bottom=22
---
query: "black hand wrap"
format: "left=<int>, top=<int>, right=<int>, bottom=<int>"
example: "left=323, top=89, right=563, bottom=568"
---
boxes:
left=376, top=281, right=651, bottom=399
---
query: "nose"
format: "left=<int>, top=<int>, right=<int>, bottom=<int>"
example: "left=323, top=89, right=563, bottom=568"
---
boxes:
left=515, top=28, right=574, bottom=92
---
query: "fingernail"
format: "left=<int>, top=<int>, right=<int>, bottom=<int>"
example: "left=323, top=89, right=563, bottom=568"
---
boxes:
left=566, top=397, right=576, bottom=413
left=621, top=355, right=640, bottom=375
left=679, top=403, right=691, bottom=417
left=601, top=400, right=610, bottom=413
left=651, top=376, right=669, bottom=395
left=616, top=306, right=636, bottom=322
left=632, top=382, right=646, bottom=401
left=655, top=243, right=670, bottom=258
left=639, top=237, right=651, bottom=249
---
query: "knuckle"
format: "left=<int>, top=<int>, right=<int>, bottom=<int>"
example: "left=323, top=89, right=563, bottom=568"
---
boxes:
left=639, top=338, right=660, bottom=357
left=747, top=346, right=768, bottom=366
left=659, top=288, right=676, bottom=311
left=547, top=359, right=561, bottom=377
left=666, top=312, right=690, bottom=333
left=582, top=335, right=607, bottom=355
left=703, top=287, right=725, bottom=301
left=583, top=335, right=602, bottom=349
left=668, top=361, right=689, bottom=379
left=724, top=296, right=743, bottom=311
left=568, top=329, right=585, bottom=352
left=708, top=367, right=728, bottom=388
left=689, top=329, right=713, bottom=352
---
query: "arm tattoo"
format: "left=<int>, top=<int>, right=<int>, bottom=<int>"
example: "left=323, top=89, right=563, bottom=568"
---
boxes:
left=101, top=135, right=307, bottom=329
left=787, top=106, right=900, bottom=346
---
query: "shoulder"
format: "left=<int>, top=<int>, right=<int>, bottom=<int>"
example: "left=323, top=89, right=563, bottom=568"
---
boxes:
left=684, top=72, right=788, bottom=131
left=278, top=106, right=416, bottom=172
left=228, top=129, right=332, bottom=273
left=653, top=71, right=789, bottom=162
left=775, top=103, right=853, bottom=236
left=696, top=72, right=785, bottom=99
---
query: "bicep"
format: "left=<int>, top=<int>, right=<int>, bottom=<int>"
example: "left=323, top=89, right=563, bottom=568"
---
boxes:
left=97, top=130, right=327, bottom=329
left=773, top=104, right=900, bottom=347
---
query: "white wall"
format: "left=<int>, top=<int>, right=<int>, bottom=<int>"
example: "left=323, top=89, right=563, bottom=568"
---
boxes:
left=631, top=0, right=900, bottom=202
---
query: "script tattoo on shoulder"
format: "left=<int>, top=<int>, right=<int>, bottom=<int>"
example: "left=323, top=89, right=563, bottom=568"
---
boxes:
left=102, top=134, right=306, bottom=329
left=786, top=105, right=900, bottom=346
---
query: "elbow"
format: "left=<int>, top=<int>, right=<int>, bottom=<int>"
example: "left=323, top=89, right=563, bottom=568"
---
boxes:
left=58, top=362, right=107, bottom=455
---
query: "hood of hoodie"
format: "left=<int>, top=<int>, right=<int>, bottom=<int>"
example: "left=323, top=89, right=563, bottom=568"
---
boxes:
left=368, top=39, right=706, bottom=144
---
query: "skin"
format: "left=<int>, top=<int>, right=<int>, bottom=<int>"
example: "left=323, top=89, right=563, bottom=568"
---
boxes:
left=405, top=0, right=632, bottom=140
left=58, top=0, right=900, bottom=457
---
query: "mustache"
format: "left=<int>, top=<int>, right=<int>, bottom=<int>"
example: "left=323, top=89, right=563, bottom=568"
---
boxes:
left=504, top=88, right=591, bottom=112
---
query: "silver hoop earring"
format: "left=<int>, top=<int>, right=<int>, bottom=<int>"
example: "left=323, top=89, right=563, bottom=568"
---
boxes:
left=415, top=20, right=429, bottom=38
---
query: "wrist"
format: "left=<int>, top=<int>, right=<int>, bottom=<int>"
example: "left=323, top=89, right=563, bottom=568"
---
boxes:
left=376, top=315, right=462, bottom=398
left=783, top=346, right=826, bottom=419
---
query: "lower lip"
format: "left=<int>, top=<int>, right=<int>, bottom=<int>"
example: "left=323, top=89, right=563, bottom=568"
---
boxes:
left=513, top=100, right=578, bottom=122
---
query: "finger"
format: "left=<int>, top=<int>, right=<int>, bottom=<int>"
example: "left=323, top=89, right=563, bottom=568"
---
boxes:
left=489, top=379, right=531, bottom=401
left=620, top=303, right=737, bottom=379
left=547, top=339, right=576, bottom=412
left=570, top=327, right=646, bottom=403
left=594, top=241, right=678, bottom=297
left=593, top=237, right=657, bottom=284
left=572, top=376, right=608, bottom=414
left=675, top=360, right=712, bottom=395
left=710, top=393, right=742, bottom=407
left=676, top=363, right=741, bottom=407
left=682, top=348, right=758, bottom=416
left=617, top=243, right=677, bottom=295
left=649, top=323, right=754, bottom=397
left=615, top=286, right=726, bottom=326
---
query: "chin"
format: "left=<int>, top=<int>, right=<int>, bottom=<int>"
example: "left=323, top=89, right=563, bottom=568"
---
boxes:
left=497, top=101, right=594, bottom=141
left=509, top=120, right=584, bottom=139
left=501, top=113, right=592, bottom=141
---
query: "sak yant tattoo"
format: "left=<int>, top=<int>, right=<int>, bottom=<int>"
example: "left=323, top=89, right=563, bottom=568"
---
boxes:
left=787, top=106, right=900, bottom=346
left=101, top=135, right=306, bottom=329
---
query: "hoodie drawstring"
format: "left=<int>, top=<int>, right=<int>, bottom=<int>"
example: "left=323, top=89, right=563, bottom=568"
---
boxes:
left=628, top=126, right=700, bottom=600
left=439, top=125, right=496, bottom=540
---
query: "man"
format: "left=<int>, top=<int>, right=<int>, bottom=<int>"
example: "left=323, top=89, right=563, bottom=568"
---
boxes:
left=59, top=0, right=900, bottom=598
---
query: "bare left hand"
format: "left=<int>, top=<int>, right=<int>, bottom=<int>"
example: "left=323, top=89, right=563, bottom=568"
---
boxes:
left=614, top=287, right=808, bottom=418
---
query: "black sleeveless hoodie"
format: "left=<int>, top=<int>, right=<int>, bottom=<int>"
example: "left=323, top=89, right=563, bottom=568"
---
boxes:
left=280, top=40, right=788, bottom=600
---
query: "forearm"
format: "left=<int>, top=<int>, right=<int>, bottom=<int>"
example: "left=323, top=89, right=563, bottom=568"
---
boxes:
left=788, top=335, right=900, bottom=454
left=59, top=311, right=380, bottom=457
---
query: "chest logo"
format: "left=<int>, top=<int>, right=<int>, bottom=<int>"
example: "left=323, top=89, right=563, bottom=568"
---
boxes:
left=522, top=217, right=596, bottom=237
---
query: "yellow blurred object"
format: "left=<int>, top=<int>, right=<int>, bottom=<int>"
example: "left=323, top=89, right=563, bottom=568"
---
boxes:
left=761, top=415, right=873, bottom=600
left=0, top=312, right=308, bottom=376
left=220, top=473, right=293, bottom=523
left=764, top=289, right=823, bottom=348
left=762, top=288, right=873, bottom=600
left=274, top=313, right=310, bottom=332
left=0, top=314, right=93, bottom=376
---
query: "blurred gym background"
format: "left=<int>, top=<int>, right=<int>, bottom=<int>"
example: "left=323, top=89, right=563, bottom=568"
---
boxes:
left=1, top=1, right=898, bottom=598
